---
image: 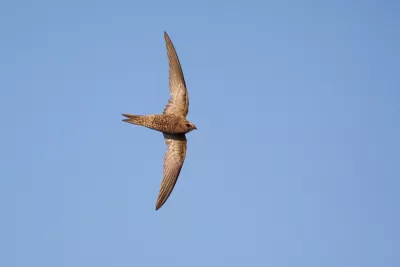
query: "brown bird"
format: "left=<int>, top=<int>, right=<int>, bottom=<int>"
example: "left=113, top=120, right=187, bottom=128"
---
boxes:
left=122, top=32, right=197, bottom=210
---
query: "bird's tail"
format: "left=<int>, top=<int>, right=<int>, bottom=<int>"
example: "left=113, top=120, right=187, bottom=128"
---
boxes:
left=122, top=114, right=145, bottom=126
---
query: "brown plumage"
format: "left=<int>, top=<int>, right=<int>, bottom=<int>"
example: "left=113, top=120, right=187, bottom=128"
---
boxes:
left=122, top=32, right=197, bottom=210
left=122, top=114, right=195, bottom=134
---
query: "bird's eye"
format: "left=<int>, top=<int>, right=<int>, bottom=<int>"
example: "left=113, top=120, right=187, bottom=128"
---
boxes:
left=186, top=124, right=191, bottom=128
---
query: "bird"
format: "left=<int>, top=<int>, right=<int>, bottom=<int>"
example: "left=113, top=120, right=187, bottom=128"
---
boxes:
left=122, top=32, right=197, bottom=210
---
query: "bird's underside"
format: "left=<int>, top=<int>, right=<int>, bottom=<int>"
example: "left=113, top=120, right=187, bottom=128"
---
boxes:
left=122, top=114, right=191, bottom=134
left=122, top=31, right=195, bottom=210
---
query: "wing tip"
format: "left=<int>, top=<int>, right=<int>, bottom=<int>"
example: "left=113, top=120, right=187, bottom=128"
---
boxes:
left=155, top=199, right=165, bottom=211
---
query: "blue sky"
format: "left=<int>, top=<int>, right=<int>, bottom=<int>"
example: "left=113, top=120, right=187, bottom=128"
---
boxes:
left=1, top=0, right=399, bottom=266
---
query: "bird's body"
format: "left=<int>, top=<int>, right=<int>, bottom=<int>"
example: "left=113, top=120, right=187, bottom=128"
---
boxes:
left=122, top=32, right=196, bottom=210
left=122, top=114, right=196, bottom=134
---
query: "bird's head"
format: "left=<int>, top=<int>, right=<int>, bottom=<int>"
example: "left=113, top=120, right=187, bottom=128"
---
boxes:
left=184, top=121, right=197, bottom=133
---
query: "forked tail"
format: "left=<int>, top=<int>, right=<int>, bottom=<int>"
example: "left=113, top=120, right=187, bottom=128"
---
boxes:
left=122, top=114, right=144, bottom=126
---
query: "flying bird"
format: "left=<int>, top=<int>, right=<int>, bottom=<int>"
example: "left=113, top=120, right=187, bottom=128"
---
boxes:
left=122, top=32, right=197, bottom=210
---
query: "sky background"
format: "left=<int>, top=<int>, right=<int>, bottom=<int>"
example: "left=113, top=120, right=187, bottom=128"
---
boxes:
left=1, top=0, right=399, bottom=266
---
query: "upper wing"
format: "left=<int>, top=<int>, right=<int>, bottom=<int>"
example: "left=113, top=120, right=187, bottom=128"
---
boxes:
left=163, top=31, right=189, bottom=117
left=156, top=133, right=187, bottom=210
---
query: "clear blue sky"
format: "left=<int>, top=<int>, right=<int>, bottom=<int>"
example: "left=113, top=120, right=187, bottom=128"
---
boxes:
left=1, top=0, right=399, bottom=266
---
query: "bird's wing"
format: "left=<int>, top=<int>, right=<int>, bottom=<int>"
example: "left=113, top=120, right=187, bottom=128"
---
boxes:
left=163, top=31, right=189, bottom=118
left=156, top=133, right=187, bottom=210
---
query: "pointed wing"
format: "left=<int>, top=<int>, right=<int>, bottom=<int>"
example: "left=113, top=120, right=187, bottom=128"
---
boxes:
left=163, top=32, right=189, bottom=117
left=156, top=133, right=187, bottom=210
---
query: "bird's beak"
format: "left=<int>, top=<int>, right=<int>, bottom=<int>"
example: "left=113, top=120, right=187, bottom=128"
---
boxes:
left=194, top=126, right=197, bottom=130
